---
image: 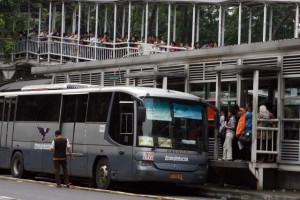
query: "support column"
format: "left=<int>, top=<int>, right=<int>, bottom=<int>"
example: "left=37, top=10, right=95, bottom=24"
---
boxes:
left=113, top=3, right=117, bottom=58
left=173, top=5, right=177, bottom=42
left=214, top=72, right=221, bottom=160
left=104, top=6, right=108, bottom=33
left=248, top=8, right=252, bottom=44
left=277, top=56, right=283, bottom=162
left=95, top=3, right=99, bottom=60
left=218, top=5, right=222, bottom=46
left=184, top=64, right=189, bottom=93
left=162, top=77, right=168, bottom=90
left=236, top=58, right=242, bottom=106
left=122, top=6, right=126, bottom=38
left=196, top=6, right=200, bottom=42
left=52, top=3, right=57, bottom=31
left=263, top=3, right=267, bottom=42
left=87, top=5, right=90, bottom=32
left=141, top=6, right=145, bottom=40
left=60, top=1, right=65, bottom=64
left=295, top=4, right=299, bottom=38
left=48, top=1, right=52, bottom=62
left=269, top=6, right=273, bottom=41
left=238, top=2, right=242, bottom=45
left=72, top=9, right=76, bottom=32
left=38, top=5, right=41, bottom=62
left=167, top=3, right=171, bottom=46
left=252, top=70, right=259, bottom=163
left=257, top=168, right=264, bottom=190
left=76, top=2, right=81, bottom=63
left=156, top=5, right=159, bottom=37
left=145, top=2, right=149, bottom=43
left=191, top=4, right=196, bottom=48
left=127, top=1, right=132, bottom=56
left=221, top=7, right=226, bottom=46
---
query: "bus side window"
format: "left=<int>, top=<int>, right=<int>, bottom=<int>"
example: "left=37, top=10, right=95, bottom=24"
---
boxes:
left=16, top=96, right=38, bottom=121
left=109, top=92, right=133, bottom=146
left=36, top=95, right=61, bottom=122
left=87, top=92, right=112, bottom=122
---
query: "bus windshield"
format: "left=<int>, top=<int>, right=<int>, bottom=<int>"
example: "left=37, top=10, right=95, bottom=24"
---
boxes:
left=138, top=97, right=205, bottom=152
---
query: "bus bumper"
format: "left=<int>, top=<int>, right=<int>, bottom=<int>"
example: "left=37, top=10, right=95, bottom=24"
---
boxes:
left=135, top=161, right=207, bottom=184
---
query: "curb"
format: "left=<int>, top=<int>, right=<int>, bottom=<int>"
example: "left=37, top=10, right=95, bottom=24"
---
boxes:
left=189, top=185, right=300, bottom=200
left=0, top=176, right=186, bottom=200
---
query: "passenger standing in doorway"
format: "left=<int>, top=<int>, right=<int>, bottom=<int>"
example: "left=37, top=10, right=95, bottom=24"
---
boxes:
left=235, top=108, right=246, bottom=161
left=232, top=105, right=240, bottom=160
left=50, top=130, right=75, bottom=188
left=222, top=110, right=236, bottom=161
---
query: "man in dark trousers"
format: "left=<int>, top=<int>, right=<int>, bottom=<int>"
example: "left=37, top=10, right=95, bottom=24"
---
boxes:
left=50, top=130, right=75, bottom=188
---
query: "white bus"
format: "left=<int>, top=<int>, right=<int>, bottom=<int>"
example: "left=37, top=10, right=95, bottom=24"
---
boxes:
left=0, top=83, right=209, bottom=189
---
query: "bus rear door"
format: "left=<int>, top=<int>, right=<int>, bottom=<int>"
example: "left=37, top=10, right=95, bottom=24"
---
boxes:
left=0, top=97, right=16, bottom=149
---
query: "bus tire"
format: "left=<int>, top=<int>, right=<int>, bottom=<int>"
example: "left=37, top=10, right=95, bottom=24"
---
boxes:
left=95, top=158, right=112, bottom=189
left=11, top=152, right=27, bottom=179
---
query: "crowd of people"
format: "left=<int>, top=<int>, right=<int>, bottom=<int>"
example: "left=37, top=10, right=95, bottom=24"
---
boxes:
left=218, top=102, right=277, bottom=162
left=18, top=28, right=218, bottom=52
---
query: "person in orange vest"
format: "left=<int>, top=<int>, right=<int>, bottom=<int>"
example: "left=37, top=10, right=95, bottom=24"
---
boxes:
left=235, top=108, right=246, bottom=160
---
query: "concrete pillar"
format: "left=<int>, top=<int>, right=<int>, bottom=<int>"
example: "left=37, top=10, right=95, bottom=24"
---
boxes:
left=221, top=7, right=226, bottom=46
left=72, top=9, right=76, bottom=32
left=122, top=6, right=126, bottom=38
left=141, top=6, right=145, bottom=40
left=156, top=5, right=159, bottom=37
left=87, top=5, right=90, bottom=32
left=184, top=64, right=189, bottom=93
left=104, top=6, right=108, bottom=33
left=196, top=6, right=200, bottom=42
left=257, top=168, right=264, bottom=190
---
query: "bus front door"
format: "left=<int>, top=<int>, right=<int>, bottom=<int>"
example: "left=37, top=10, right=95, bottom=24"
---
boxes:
left=0, top=97, right=16, bottom=149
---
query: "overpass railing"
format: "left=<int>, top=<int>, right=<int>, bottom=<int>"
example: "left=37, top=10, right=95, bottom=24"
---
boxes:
left=12, top=37, right=189, bottom=63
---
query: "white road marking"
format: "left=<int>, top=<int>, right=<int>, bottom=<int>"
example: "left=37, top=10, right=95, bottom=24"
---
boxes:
left=0, top=196, right=17, bottom=200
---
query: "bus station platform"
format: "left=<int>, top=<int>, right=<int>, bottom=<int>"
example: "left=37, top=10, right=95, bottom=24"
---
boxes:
left=209, top=160, right=279, bottom=191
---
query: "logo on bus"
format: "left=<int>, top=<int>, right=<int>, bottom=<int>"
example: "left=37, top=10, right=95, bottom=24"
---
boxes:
left=37, top=126, right=50, bottom=141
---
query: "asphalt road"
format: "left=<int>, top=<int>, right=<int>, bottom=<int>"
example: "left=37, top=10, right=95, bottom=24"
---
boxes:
left=0, top=179, right=152, bottom=200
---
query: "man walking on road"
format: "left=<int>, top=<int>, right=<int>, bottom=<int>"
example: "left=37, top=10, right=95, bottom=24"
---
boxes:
left=50, top=130, right=75, bottom=188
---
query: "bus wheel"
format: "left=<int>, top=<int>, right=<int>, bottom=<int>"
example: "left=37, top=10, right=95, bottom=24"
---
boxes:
left=11, top=152, right=26, bottom=178
left=95, top=158, right=112, bottom=189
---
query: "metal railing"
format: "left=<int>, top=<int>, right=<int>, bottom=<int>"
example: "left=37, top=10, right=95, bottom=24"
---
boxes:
left=256, top=119, right=279, bottom=156
left=11, top=37, right=190, bottom=63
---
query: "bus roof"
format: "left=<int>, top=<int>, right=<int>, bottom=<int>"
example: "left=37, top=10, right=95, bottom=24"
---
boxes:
left=0, top=85, right=201, bottom=102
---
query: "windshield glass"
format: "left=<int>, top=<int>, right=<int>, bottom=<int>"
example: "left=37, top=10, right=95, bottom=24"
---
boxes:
left=137, top=97, right=206, bottom=152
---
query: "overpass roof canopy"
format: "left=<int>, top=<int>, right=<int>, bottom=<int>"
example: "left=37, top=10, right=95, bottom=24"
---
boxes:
left=39, top=0, right=300, bottom=6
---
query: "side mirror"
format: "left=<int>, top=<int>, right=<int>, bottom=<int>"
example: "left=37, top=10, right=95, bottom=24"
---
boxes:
left=138, top=106, right=146, bottom=123
left=214, top=113, right=220, bottom=129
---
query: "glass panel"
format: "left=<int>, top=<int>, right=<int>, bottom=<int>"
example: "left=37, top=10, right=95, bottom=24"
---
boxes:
left=190, top=83, right=205, bottom=99
left=139, top=97, right=205, bottom=152
left=285, top=78, right=300, bottom=97
left=284, top=99, right=300, bottom=119
left=283, top=121, right=300, bottom=140
left=0, top=97, right=4, bottom=121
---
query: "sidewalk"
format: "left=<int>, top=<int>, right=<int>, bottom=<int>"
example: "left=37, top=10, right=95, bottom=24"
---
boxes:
left=189, top=183, right=300, bottom=200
